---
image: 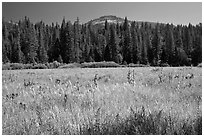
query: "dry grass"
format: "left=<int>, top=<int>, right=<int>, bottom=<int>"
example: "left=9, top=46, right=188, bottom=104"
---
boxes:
left=2, top=67, right=202, bottom=135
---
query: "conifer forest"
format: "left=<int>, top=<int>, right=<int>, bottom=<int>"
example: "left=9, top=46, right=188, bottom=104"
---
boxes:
left=2, top=16, right=202, bottom=66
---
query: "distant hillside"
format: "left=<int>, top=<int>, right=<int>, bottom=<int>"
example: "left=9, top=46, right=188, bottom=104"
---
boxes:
left=87, top=15, right=159, bottom=28
left=88, top=15, right=128, bottom=25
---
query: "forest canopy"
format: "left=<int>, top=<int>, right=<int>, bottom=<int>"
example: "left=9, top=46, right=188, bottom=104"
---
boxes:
left=2, top=16, right=202, bottom=66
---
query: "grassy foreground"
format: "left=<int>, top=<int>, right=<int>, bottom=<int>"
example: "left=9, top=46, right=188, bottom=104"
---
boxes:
left=2, top=67, right=202, bottom=135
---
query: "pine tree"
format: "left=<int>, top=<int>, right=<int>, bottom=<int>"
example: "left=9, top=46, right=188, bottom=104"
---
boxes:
left=60, top=17, right=66, bottom=61
left=104, top=44, right=111, bottom=61
left=151, top=24, right=162, bottom=65
left=12, top=25, right=24, bottom=63
left=191, top=23, right=202, bottom=66
left=175, top=25, right=184, bottom=49
left=137, top=29, right=142, bottom=64
left=122, top=17, right=132, bottom=63
left=38, top=22, right=48, bottom=63
left=48, top=23, right=60, bottom=62
left=186, top=24, right=194, bottom=58
left=2, top=19, right=10, bottom=63
left=73, top=17, right=80, bottom=63
left=83, top=25, right=91, bottom=62
left=53, top=38, right=61, bottom=61
left=164, top=24, right=175, bottom=66
left=141, top=31, right=148, bottom=64
left=64, top=21, right=74, bottom=63
left=130, top=21, right=138, bottom=64
left=21, top=17, right=39, bottom=63
left=109, top=24, right=119, bottom=62
left=101, top=35, right=107, bottom=61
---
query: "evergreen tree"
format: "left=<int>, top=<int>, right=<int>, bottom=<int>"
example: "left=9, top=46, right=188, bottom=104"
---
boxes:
left=151, top=24, right=162, bottom=65
left=65, top=22, right=74, bottom=63
left=60, top=17, right=66, bottom=61
left=109, top=24, right=119, bottom=62
left=53, top=38, right=61, bottom=61
left=141, top=31, right=148, bottom=64
left=136, top=29, right=142, bottom=64
left=12, top=26, right=24, bottom=63
left=37, top=23, right=48, bottom=63
left=2, top=19, right=10, bottom=63
left=191, top=23, right=202, bottom=66
left=104, top=44, right=111, bottom=61
left=165, top=24, right=175, bottom=65
left=73, top=17, right=80, bottom=63
left=123, top=17, right=132, bottom=63
left=21, top=17, right=39, bottom=63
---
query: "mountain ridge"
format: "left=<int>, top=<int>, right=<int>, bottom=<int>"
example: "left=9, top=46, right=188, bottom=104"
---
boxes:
left=86, top=15, right=160, bottom=28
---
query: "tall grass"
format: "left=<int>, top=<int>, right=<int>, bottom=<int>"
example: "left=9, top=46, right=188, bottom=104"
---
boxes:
left=2, top=67, right=202, bottom=135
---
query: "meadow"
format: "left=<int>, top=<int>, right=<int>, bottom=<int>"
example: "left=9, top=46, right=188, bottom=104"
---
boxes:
left=2, top=67, right=202, bottom=135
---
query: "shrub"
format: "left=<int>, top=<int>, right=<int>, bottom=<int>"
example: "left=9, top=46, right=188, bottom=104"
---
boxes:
left=58, top=63, right=82, bottom=69
left=128, top=63, right=149, bottom=67
left=2, top=63, right=48, bottom=70
left=160, top=63, right=170, bottom=67
left=53, top=61, right=61, bottom=68
left=120, top=65, right=126, bottom=67
left=2, top=63, right=33, bottom=70
left=197, top=63, right=202, bottom=67
left=2, top=63, right=11, bottom=70
left=45, top=62, right=54, bottom=69
left=123, top=61, right=128, bottom=65
left=81, top=61, right=120, bottom=68
left=10, top=63, right=25, bottom=70
left=45, top=61, right=61, bottom=69
left=31, top=64, right=48, bottom=69
left=23, top=64, right=33, bottom=69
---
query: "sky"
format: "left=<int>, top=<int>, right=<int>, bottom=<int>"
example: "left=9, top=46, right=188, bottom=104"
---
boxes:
left=2, top=2, right=202, bottom=25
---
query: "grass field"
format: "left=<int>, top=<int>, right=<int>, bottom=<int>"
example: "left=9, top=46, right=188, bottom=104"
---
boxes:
left=2, top=67, right=202, bottom=135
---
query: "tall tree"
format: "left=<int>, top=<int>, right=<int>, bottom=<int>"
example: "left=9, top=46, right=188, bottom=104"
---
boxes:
left=20, top=17, right=39, bottom=63
left=151, top=24, right=162, bottom=65
left=2, top=19, right=10, bottom=63
left=122, top=17, right=132, bottom=63
left=73, top=17, right=80, bottom=63
left=130, top=21, right=139, bottom=64
left=37, top=22, right=48, bottom=63
left=64, top=21, right=74, bottom=63
left=60, top=17, right=66, bottom=61
left=141, top=31, right=148, bottom=64
left=12, top=25, right=24, bottom=63
left=164, top=24, right=175, bottom=65
left=109, top=24, right=119, bottom=62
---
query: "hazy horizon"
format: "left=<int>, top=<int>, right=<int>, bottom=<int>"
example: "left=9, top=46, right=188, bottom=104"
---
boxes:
left=2, top=2, right=202, bottom=25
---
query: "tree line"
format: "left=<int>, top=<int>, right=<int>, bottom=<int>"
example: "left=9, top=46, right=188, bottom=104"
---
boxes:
left=2, top=16, right=202, bottom=66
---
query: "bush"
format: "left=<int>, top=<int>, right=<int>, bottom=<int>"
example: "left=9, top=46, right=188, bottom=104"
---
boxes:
left=81, top=61, right=120, bottom=68
left=197, top=63, right=202, bottom=67
left=10, top=63, right=25, bottom=70
left=45, top=62, right=54, bottom=69
left=23, top=64, right=33, bottom=69
left=45, top=61, right=62, bottom=69
left=120, top=65, right=126, bottom=67
left=160, top=63, right=170, bottom=67
left=53, top=61, right=61, bottom=68
left=2, top=63, right=48, bottom=70
left=58, top=63, right=82, bottom=69
left=2, top=63, right=11, bottom=70
left=31, top=64, right=48, bottom=69
left=128, top=63, right=149, bottom=67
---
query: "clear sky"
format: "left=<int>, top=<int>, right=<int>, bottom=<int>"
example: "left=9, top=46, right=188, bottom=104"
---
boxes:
left=2, top=2, right=202, bottom=25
